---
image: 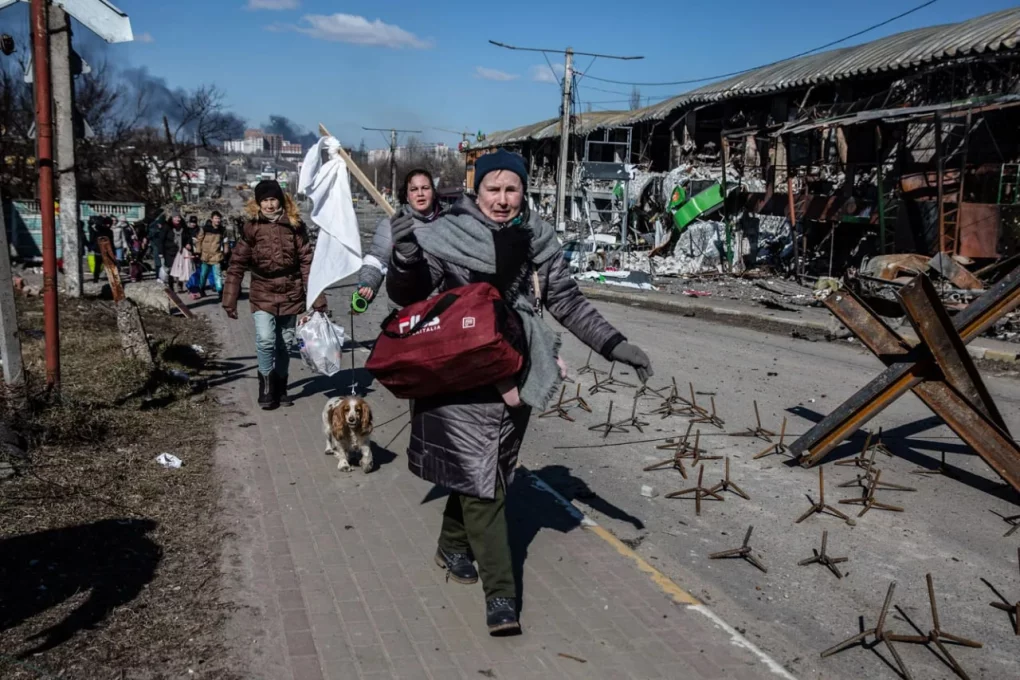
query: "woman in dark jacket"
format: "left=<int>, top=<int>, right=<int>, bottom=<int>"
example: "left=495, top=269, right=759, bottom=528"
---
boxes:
left=159, top=211, right=193, bottom=292
left=387, top=150, right=652, bottom=635
left=355, top=168, right=441, bottom=308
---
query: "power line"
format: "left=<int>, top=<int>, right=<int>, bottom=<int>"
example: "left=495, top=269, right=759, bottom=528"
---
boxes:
left=579, top=0, right=938, bottom=87
left=487, top=40, right=643, bottom=60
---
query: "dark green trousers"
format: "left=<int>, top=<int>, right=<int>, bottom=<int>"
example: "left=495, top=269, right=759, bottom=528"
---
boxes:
left=438, top=483, right=515, bottom=600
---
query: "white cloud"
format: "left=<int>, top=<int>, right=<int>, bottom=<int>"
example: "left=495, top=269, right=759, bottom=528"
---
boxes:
left=278, top=13, right=432, bottom=49
left=246, top=0, right=300, bottom=10
left=135, top=32, right=155, bottom=43
left=475, top=66, right=518, bottom=81
left=531, top=63, right=565, bottom=83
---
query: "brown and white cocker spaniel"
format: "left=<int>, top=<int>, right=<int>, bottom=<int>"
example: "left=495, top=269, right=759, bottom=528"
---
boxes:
left=322, top=395, right=374, bottom=473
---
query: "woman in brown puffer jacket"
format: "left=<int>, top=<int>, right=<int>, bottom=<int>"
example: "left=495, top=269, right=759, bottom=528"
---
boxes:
left=222, top=180, right=328, bottom=410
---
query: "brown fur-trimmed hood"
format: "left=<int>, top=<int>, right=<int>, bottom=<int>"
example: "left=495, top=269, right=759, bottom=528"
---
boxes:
left=243, top=193, right=301, bottom=227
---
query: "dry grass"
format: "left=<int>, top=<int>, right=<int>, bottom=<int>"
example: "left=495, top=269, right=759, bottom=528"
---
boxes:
left=0, top=295, right=239, bottom=680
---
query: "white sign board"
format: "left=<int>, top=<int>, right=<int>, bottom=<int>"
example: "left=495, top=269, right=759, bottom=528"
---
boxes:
left=0, top=0, right=132, bottom=43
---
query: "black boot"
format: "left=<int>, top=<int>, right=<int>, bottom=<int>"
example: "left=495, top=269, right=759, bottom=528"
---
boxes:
left=485, top=597, right=521, bottom=636
left=257, top=373, right=277, bottom=410
left=434, top=548, right=478, bottom=585
left=273, top=372, right=293, bottom=407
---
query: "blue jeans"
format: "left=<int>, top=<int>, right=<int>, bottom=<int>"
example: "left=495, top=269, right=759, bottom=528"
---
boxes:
left=199, top=263, right=222, bottom=292
left=253, top=312, right=296, bottom=377
left=153, top=252, right=163, bottom=277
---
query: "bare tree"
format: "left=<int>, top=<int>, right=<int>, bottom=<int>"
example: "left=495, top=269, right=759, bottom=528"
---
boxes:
left=629, top=85, right=642, bottom=110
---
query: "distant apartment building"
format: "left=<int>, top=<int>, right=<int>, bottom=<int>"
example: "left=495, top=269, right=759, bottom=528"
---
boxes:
left=225, top=129, right=301, bottom=158
left=368, top=143, right=454, bottom=164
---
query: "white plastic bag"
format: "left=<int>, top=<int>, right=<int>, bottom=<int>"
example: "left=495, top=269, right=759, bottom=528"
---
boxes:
left=158, top=265, right=169, bottom=284
left=297, top=312, right=346, bottom=376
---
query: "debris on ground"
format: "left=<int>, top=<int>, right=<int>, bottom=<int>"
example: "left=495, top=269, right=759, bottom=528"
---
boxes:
left=0, top=295, right=237, bottom=680
left=155, top=452, right=183, bottom=468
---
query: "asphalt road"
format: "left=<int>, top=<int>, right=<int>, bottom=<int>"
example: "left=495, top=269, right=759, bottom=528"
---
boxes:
left=534, top=299, right=1020, bottom=680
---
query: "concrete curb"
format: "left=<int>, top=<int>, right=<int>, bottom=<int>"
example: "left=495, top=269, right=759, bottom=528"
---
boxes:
left=579, top=283, right=1019, bottom=364
left=523, top=469, right=799, bottom=680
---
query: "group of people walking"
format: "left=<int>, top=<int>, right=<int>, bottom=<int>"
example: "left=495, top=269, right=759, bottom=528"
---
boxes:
left=85, top=209, right=230, bottom=299
left=221, top=153, right=651, bottom=637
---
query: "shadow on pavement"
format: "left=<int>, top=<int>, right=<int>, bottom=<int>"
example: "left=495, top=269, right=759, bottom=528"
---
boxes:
left=0, top=518, right=161, bottom=657
left=788, top=406, right=1013, bottom=501
left=530, top=464, right=645, bottom=531
left=289, top=368, right=377, bottom=401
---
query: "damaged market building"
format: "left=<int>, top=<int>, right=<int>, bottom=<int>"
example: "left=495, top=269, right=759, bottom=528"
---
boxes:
left=465, top=7, right=1020, bottom=281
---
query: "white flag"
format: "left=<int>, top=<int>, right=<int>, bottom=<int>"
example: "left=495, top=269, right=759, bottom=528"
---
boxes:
left=299, top=136, right=362, bottom=309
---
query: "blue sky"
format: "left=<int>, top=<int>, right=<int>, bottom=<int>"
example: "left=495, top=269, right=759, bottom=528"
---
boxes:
left=2, top=0, right=1017, bottom=149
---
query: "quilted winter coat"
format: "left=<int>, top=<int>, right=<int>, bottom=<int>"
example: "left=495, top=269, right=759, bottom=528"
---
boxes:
left=386, top=197, right=626, bottom=499
left=222, top=208, right=325, bottom=317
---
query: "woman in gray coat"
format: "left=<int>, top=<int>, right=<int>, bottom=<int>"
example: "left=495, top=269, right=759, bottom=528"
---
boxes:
left=387, top=150, right=652, bottom=635
left=356, top=169, right=440, bottom=306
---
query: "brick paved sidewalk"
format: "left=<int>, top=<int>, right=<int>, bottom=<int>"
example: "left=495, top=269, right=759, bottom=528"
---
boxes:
left=206, top=290, right=791, bottom=680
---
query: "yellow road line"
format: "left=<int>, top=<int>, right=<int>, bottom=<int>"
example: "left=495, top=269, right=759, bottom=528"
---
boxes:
left=583, top=523, right=701, bottom=606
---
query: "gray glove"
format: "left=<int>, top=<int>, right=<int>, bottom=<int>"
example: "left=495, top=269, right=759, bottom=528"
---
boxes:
left=610, top=342, right=653, bottom=383
left=390, top=211, right=419, bottom=259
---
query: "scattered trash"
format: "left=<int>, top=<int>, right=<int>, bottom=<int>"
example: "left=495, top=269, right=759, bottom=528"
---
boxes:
left=682, top=289, right=712, bottom=297
left=167, top=369, right=190, bottom=383
left=155, top=453, right=183, bottom=469
left=557, top=653, right=588, bottom=664
left=238, top=422, right=256, bottom=428
left=190, top=344, right=206, bottom=355
left=621, top=535, right=646, bottom=550
left=641, top=484, right=659, bottom=498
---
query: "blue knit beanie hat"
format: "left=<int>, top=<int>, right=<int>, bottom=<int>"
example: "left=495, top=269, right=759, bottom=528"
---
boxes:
left=473, top=149, right=527, bottom=193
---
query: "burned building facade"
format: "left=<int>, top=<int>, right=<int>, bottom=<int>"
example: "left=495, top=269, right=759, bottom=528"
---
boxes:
left=466, top=8, right=1020, bottom=277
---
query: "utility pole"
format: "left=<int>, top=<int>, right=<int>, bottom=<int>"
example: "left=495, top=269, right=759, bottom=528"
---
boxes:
left=30, top=0, right=60, bottom=388
left=556, top=48, right=573, bottom=232
left=488, top=41, right=642, bottom=232
left=49, top=5, right=82, bottom=298
left=362, top=126, right=422, bottom=200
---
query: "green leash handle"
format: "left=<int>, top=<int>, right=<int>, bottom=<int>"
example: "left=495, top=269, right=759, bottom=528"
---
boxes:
left=351, top=291, right=369, bottom=314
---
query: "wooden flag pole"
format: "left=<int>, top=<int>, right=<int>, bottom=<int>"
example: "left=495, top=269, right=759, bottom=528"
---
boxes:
left=318, top=123, right=396, bottom=218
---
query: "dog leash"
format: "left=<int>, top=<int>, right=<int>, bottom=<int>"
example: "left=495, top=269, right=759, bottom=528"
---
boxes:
left=349, top=306, right=357, bottom=395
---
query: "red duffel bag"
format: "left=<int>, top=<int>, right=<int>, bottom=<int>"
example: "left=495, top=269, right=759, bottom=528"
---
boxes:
left=365, top=282, right=525, bottom=399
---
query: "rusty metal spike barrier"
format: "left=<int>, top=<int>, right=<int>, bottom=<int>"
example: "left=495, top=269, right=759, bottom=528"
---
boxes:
left=821, top=582, right=915, bottom=680
left=795, top=467, right=854, bottom=525
left=613, top=394, right=650, bottom=433
left=690, top=395, right=725, bottom=429
left=792, top=272, right=1020, bottom=497
left=885, top=573, right=983, bottom=680
left=754, top=417, right=790, bottom=460
left=838, top=470, right=905, bottom=518
left=707, top=457, right=750, bottom=500
left=798, top=530, right=848, bottom=579
left=988, top=547, right=1020, bottom=636
left=601, top=362, right=636, bottom=390
left=539, top=383, right=592, bottom=422
left=588, top=401, right=630, bottom=439
left=665, top=464, right=724, bottom=516
left=709, top=525, right=767, bottom=573
left=576, top=349, right=607, bottom=376
left=731, top=400, right=776, bottom=442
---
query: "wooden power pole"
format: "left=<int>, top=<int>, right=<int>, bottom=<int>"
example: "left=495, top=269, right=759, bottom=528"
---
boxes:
left=487, top=40, right=643, bottom=232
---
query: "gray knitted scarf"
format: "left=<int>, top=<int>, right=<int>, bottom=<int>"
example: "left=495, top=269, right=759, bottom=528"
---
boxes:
left=416, top=197, right=562, bottom=410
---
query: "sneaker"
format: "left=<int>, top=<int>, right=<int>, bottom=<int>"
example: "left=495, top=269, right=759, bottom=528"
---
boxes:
left=434, top=547, right=478, bottom=585
left=485, top=597, right=521, bottom=636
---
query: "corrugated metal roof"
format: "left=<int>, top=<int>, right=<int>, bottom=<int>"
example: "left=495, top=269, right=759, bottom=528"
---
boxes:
left=472, top=7, right=1020, bottom=149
